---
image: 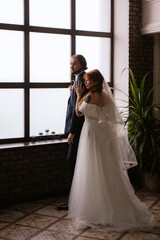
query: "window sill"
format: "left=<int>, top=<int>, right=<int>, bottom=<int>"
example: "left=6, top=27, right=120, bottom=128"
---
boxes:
left=0, top=138, right=67, bottom=150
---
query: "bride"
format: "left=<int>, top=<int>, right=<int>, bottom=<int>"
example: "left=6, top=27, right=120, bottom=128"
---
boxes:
left=68, top=69, right=155, bottom=231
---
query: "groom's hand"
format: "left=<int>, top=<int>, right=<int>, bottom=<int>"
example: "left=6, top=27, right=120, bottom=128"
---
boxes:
left=68, top=133, right=75, bottom=145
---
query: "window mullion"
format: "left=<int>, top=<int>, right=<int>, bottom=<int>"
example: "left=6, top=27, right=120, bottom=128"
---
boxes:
left=71, top=0, right=75, bottom=55
left=24, top=0, right=30, bottom=140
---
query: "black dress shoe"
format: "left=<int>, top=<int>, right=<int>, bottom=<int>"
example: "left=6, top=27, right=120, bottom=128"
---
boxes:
left=57, top=203, right=68, bottom=210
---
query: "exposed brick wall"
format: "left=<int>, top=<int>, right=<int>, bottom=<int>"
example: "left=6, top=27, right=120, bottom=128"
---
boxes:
left=0, top=142, right=70, bottom=206
left=128, top=1, right=155, bottom=185
left=129, top=0, right=153, bottom=91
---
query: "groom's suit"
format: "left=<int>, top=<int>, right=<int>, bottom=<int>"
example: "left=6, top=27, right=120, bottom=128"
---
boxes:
left=64, top=72, right=88, bottom=182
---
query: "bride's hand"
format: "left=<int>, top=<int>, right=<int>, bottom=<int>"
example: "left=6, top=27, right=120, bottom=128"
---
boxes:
left=75, top=81, right=84, bottom=98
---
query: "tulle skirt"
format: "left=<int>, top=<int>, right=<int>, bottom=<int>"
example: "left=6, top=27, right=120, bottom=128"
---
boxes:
left=68, top=119, right=155, bottom=231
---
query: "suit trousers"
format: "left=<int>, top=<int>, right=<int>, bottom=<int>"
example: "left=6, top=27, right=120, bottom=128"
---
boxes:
left=67, top=132, right=81, bottom=185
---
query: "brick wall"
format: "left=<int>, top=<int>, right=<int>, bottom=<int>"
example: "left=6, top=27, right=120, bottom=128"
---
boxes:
left=128, top=0, right=155, bottom=185
left=0, top=142, right=70, bottom=206
left=129, top=0, right=153, bottom=90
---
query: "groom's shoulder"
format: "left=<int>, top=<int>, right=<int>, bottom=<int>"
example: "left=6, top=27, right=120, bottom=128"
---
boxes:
left=77, top=72, right=85, bottom=81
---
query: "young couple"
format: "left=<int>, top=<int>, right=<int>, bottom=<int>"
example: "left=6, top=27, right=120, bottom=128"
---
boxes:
left=58, top=54, right=155, bottom=231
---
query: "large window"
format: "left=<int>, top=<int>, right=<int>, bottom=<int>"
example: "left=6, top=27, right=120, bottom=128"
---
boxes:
left=0, top=0, right=113, bottom=143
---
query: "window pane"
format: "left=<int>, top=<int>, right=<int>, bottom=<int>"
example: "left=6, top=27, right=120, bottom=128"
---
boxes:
left=76, top=0, right=111, bottom=32
left=30, top=0, right=70, bottom=29
left=30, top=89, right=70, bottom=136
left=0, top=0, right=23, bottom=25
left=30, top=33, right=71, bottom=82
left=0, top=30, right=24, bottom=82
left=76, top=36, right=110, bottom=82
left=0, top=89, right=24, bottom=139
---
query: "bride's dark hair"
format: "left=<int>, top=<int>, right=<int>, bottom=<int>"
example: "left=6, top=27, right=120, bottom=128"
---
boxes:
left=83, top=69, right=104, bottom=92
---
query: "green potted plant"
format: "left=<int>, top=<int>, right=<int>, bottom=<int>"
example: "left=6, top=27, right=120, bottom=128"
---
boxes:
left=122, top=69, right=160, bottom=191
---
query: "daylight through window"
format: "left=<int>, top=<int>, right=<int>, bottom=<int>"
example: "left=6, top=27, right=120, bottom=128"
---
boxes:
left=0, top=0, right=112, bottom=143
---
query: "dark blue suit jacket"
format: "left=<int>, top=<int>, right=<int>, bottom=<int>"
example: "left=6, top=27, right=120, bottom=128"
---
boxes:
left=64, top=72, right=88, bottom=136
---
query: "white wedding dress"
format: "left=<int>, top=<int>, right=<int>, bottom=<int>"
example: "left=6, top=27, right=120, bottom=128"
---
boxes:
left=68, top=100, right=155, bottom=231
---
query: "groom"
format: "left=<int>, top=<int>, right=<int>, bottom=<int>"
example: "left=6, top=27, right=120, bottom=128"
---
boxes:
left=57, top=54, right=88, bottom=210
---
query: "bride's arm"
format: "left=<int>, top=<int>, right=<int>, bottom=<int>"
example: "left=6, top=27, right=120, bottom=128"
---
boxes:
left=84, top=92, right=101, bottom=106
left=84, top=94, right=92, bottom=103
left=75, top=98, right=84, bottom=117
left=75, top=81, right=84, bottom=117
